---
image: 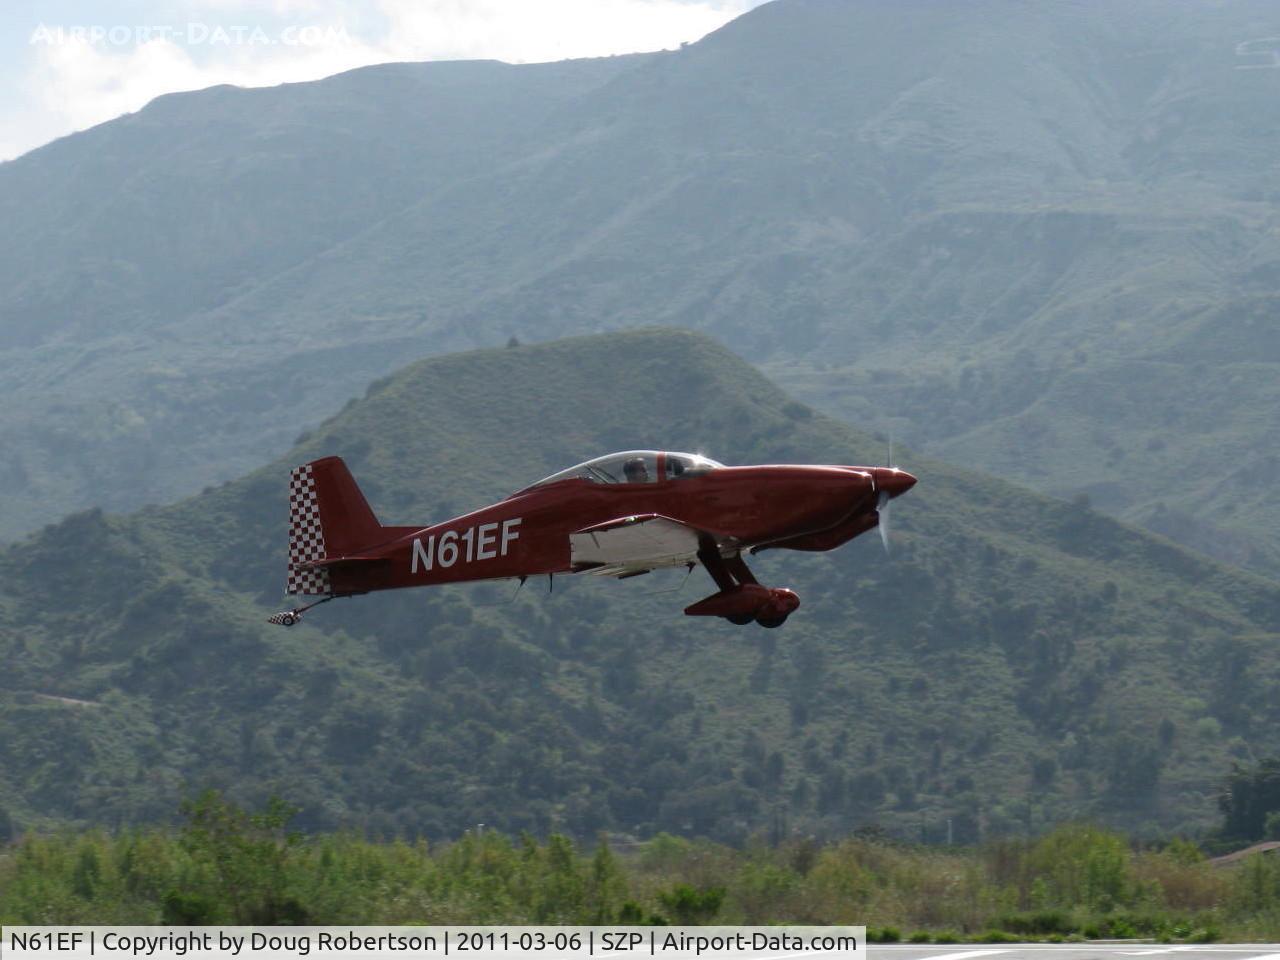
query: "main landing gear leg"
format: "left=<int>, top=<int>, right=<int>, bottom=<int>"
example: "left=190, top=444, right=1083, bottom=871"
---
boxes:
left=697, top=543, right=737, bottom=592
left=688, top=545, right=800, bottom=628
left=268, top=594, right=337, bottom=627
left=725, top=554, right=759, bottom=586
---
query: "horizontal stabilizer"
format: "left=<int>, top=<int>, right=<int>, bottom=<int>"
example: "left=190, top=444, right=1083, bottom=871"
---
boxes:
left=297, top=554, right=390, bottom=570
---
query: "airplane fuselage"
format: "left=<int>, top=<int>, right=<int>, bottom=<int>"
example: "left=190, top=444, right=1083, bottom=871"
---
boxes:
left=326, top=465, right=913, bottom=595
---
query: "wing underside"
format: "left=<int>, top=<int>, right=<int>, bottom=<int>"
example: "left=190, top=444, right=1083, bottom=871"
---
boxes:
left=570, top=514, right=709, bottom=577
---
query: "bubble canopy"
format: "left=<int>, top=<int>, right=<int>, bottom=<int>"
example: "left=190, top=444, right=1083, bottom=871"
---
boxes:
left=525, top=450, right=725, bottom=488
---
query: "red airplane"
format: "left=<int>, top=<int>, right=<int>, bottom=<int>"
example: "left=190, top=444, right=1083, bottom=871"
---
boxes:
left=270, top=450, right=916, bottom=629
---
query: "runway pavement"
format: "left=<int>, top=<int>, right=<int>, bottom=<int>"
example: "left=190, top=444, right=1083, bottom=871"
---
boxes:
left=870, top=945, right=1280, bottom=960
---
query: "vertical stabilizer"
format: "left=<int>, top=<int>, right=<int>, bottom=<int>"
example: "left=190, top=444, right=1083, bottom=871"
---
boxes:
left=285, top=456, right=384, bottom=595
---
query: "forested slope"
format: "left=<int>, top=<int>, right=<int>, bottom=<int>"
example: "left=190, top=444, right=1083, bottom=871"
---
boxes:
left=2, top=331, right=1277, bottom=841
left=5, top=0, right=1280, bottom=581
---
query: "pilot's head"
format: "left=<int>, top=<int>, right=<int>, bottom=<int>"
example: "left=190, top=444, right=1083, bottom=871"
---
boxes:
left=623, top=457, right=649, bottom=482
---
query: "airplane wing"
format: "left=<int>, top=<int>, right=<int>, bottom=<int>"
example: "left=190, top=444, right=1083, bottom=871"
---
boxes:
left=570, top=514, right=714, bottom=577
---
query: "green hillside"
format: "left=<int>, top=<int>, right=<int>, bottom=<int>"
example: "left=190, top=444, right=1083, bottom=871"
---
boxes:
left=4, top=0, right=1280, bottom=580
left=0, top=54, right=649, bottom=535
left=2, top=330, right=1278, bottom=843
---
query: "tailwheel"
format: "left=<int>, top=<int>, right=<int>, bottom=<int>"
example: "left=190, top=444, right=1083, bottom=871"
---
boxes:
left=268, top=593, right=340, bottom=627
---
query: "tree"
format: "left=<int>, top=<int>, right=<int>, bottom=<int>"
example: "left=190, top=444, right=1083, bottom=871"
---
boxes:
left=585, top=837, right=628, bottom=923
left=657, top=883, right=725, bottom=924
left=1219, top=758, right=1280, bottom=842
left=532, top=834, right=585, bottom=922
left=1104, top=734, right=1164, bottom=810
left=175, top=790, right=309, bottom=924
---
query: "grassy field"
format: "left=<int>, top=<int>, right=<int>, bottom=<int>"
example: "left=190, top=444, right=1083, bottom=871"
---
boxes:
left=2, top=794, right=1279, bottom=938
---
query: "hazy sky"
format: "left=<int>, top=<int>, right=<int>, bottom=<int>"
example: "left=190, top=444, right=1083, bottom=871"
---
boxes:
left=2, top=0, right=769, bottom=162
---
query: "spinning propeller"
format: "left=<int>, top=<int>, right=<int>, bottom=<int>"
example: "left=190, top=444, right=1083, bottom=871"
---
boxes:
left=877, top=489, right=892, bottom=554
left=874, top=434, right=911, bottom=555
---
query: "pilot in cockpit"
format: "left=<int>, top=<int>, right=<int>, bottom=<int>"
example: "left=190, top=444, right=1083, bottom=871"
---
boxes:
left=622, top=457, right=650, bottom=483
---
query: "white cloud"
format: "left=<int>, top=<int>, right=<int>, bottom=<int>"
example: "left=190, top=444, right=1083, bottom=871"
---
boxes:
left=3, top=0, right=763, bottom=161
left=374, top=0, right=755, bottom=62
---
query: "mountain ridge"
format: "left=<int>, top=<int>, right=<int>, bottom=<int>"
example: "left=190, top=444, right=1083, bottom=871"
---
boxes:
left=4, top=0, right=1280, bottom=585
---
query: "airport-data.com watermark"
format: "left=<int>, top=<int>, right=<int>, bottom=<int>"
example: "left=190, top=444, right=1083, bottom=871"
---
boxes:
left=29, top=23, right=353, bottom=48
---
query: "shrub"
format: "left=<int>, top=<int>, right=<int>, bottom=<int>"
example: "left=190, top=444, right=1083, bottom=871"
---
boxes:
left=990, top=910, right=1076, bottom=935
left=975, top=930, right=1019, bottom=943
left=1188, top=925, right=1220, bottom=943
left=1133, top=847, right=1227, bottom=912
left=1027, top=824, right=1132, bottom=911
left=1100, top=914, right=1138, bottom=938
left=1228, top=850, right=1280, bottom=916
left=656, top=884, right=724, bottom=925
left=1266, top=812, right=1280, bottom=842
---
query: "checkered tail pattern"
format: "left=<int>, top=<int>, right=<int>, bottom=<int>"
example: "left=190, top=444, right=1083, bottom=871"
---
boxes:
left=286, top=464, right=332, bottom=595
